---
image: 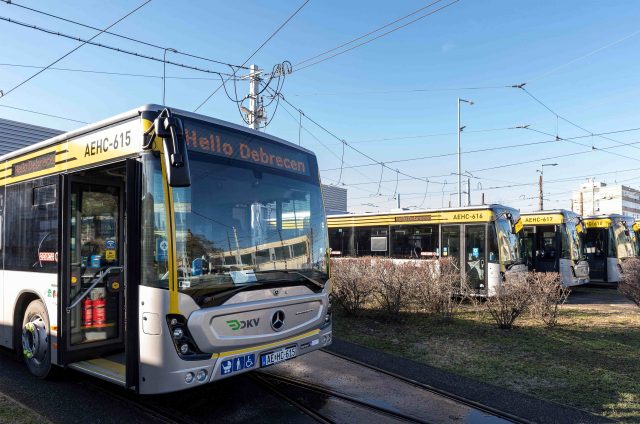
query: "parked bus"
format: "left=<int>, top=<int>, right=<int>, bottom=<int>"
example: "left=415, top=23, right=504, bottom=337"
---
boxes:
left=0, top=105, right=332, bottom=394
left=583, top=214, right=637, bottom=283
left=327, top=205, right=526, bottom=296
left=521, top=210, right=589, bottom=287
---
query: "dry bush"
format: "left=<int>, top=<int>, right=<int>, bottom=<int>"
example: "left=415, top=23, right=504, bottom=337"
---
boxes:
left=620, top=258, right=640, bottom=306
left=330, top=258, right=374, bottom=316
left=412, top=258, right=465, bottom=322
left=529, top=272, right=569, bottom=327
left=485, top=272, right=533, bottom=329
left=370, top=260, right=419, bottom=320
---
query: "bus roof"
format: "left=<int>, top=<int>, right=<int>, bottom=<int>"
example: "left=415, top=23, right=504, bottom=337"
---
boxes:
left=326, top=204, right=518, bottom=228
left=0, top=104, right=316, bottom=163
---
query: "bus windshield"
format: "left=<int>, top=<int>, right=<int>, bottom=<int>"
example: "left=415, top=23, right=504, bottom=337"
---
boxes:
left=495, top=216, right=524, bottom=269
left=141, top=150, right=328, bottom=303
left=565, top=221, right=585, bottom=261
left=613, top=222, right=636, bottom=259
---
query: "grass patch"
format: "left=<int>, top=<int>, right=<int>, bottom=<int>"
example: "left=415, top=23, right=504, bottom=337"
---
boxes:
left=0, top=395, right=47, bottom=424
left=334, top=288, right=640, bottom=422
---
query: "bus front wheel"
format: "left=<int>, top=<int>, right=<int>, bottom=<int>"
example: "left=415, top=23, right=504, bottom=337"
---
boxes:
left=20, top=300, right=53, bottom=379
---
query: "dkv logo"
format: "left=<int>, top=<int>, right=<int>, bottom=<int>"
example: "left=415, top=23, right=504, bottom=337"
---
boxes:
left=226, top=318, right=260, bottom=331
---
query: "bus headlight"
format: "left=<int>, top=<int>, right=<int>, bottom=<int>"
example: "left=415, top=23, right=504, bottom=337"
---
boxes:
left=166, top=314, right=209, bottom=361
left=173, top=327, right=184, bottom=339
left=323, top=295, right=333, bottom=327
left=185, top=372, right=195, bottom=384
left=196, top=369, right=208, bottom=382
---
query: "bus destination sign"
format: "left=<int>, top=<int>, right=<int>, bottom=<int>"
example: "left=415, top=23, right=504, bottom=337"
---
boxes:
left=183, top=119, right=311, bottom=176
left=12, top=152, right=56, bottom=177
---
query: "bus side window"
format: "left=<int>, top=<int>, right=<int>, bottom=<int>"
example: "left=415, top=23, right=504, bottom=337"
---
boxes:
left=5, top=178, right=59, bottom=273
left=488, top=224, right=499, bottom=263
left=0, top=192, right=3, bottom=252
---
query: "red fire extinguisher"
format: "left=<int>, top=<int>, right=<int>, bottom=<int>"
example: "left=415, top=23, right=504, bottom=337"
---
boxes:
left=93, top=298, right=106, bottom=327
left=82, top=298, right=93, bottom=328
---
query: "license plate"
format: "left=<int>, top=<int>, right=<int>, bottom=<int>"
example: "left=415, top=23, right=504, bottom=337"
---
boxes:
left=261, top=345, right=297, bottom=367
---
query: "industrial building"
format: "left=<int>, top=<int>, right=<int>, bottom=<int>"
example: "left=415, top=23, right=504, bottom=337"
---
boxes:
left=0, top=118, right=63, bottom=156
left=571, top=179, right=640, bottom=219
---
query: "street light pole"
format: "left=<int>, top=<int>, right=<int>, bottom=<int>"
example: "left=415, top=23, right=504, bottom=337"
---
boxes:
left=537, top=163, right=558, bottom=211
left=457, top=98, right=473, bottom=207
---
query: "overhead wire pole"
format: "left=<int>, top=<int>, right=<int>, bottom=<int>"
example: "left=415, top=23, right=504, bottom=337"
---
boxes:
left=193, top=0, right=310, bottom=112
left=457, top=98, right=473, bottom=207
left=0, top=0, right=152, bottom=100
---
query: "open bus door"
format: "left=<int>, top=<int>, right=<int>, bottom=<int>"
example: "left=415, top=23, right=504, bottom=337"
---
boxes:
left=59, top=160, right=141, bottom=390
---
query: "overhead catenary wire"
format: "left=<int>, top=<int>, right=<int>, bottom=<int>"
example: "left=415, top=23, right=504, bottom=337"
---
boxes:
left=294, top=0, right=461, bottom=72
left=291, top=84, right=511, bottom=97
left=268, top=87, right=447, bottom=190
left=0, top=1, right=152, bottom=99
left=295, top=0, right=446, bottom=67
left=516, top=85, right=640, bottom=151
left=193, top=0, right=310, bottom=112
left=320, top=126, right=640, bottom=172
left=276, top=96, right=396, bottom=195
left=0, top=104, right=89, bottom=124
left=0, top=15, right=239, bottom=78
left=2, top=0, right=249, bottom=70
left=0, top=62, right=198, bottom=80
left=528, top=27, right=640, bottom=83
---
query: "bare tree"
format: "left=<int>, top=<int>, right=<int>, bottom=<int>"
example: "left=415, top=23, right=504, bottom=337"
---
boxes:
left=528, top=272, right=568, bottom=327
left=330, top=258, right=374, bottom=316
left=620, top=258, right=640, bottom=306
left=485, top=272, right=533, bottom=329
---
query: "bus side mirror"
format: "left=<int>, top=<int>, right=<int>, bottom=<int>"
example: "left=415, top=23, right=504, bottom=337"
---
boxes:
left=154, top=109, right=191, bottom=188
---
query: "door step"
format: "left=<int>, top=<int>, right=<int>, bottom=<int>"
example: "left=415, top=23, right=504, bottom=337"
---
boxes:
left=68, top=354, right=126, bottom=386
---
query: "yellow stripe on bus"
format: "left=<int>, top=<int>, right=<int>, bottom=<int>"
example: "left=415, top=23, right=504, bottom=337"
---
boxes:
left=521, top=213, right=564, bottom=225
left=212, top=329, right=321, bottom=359
left=584, top=218, right=612, bottom=228
left=159, top=152, right=180, bottom=315
left=327, top=210, right=495, bottom=228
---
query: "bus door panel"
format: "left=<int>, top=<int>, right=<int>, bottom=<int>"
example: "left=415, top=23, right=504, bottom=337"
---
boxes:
left=441, top=225, right=461, bottom=267
left=62, top=177, right=125, bottom=361
left=534, top=225, right=558, bottom=273
left=584, top=228, right=606, bottom=282
left=464, top=225, right=486, bottom=292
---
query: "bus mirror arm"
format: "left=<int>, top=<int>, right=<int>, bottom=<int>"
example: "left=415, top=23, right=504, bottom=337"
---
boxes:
left=154, top=108, right=192, bottom=187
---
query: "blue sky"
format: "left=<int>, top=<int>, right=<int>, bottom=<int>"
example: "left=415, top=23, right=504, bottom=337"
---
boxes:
left=1, top=0, right=639, bottom=212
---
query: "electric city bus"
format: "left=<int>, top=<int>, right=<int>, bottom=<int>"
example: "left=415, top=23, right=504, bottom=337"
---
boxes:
left=327, top=205, right=526, bottom=296
left=521, top=210, right=589, bottom=287
left=583, top=214, right=637, bottom=283
left=0, top=105, right=332, bottom=394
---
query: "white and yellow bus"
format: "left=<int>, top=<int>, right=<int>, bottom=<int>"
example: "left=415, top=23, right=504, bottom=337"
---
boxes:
left=0, top=105, right=332, bottom=394
left=327, top=205, right=526, bottom=296
left=583, top=214, right=637, bottom=283
left=521, top=210, right=589, bottom=287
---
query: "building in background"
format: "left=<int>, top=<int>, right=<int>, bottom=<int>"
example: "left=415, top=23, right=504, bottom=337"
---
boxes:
left=0, top=118, right=63, bottom=156
left=322, top=184, right=347, bottom=215
left=571, top=179, right=640, bottom=219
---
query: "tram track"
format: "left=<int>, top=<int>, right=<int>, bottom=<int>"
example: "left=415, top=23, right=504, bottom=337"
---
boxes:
left=251, top=371, right=431, bottom=424
left=321, top=349, right=533, bottom=424
left=79, top=378, right=194, bottom=424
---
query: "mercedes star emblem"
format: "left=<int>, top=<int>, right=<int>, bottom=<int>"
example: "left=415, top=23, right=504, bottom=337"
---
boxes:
left=271, top=310, right=285, bottom=331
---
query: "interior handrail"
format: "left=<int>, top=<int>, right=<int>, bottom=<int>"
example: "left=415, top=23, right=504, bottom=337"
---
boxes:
left=66, top=266, right=124, bottom=313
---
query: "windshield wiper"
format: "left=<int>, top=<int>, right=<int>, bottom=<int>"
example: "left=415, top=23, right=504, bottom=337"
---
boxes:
left=254, top=270, right=326, bottom=290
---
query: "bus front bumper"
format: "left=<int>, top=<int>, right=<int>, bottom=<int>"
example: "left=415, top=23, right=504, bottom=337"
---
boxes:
left=211, top=326, right=332, bottom=382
